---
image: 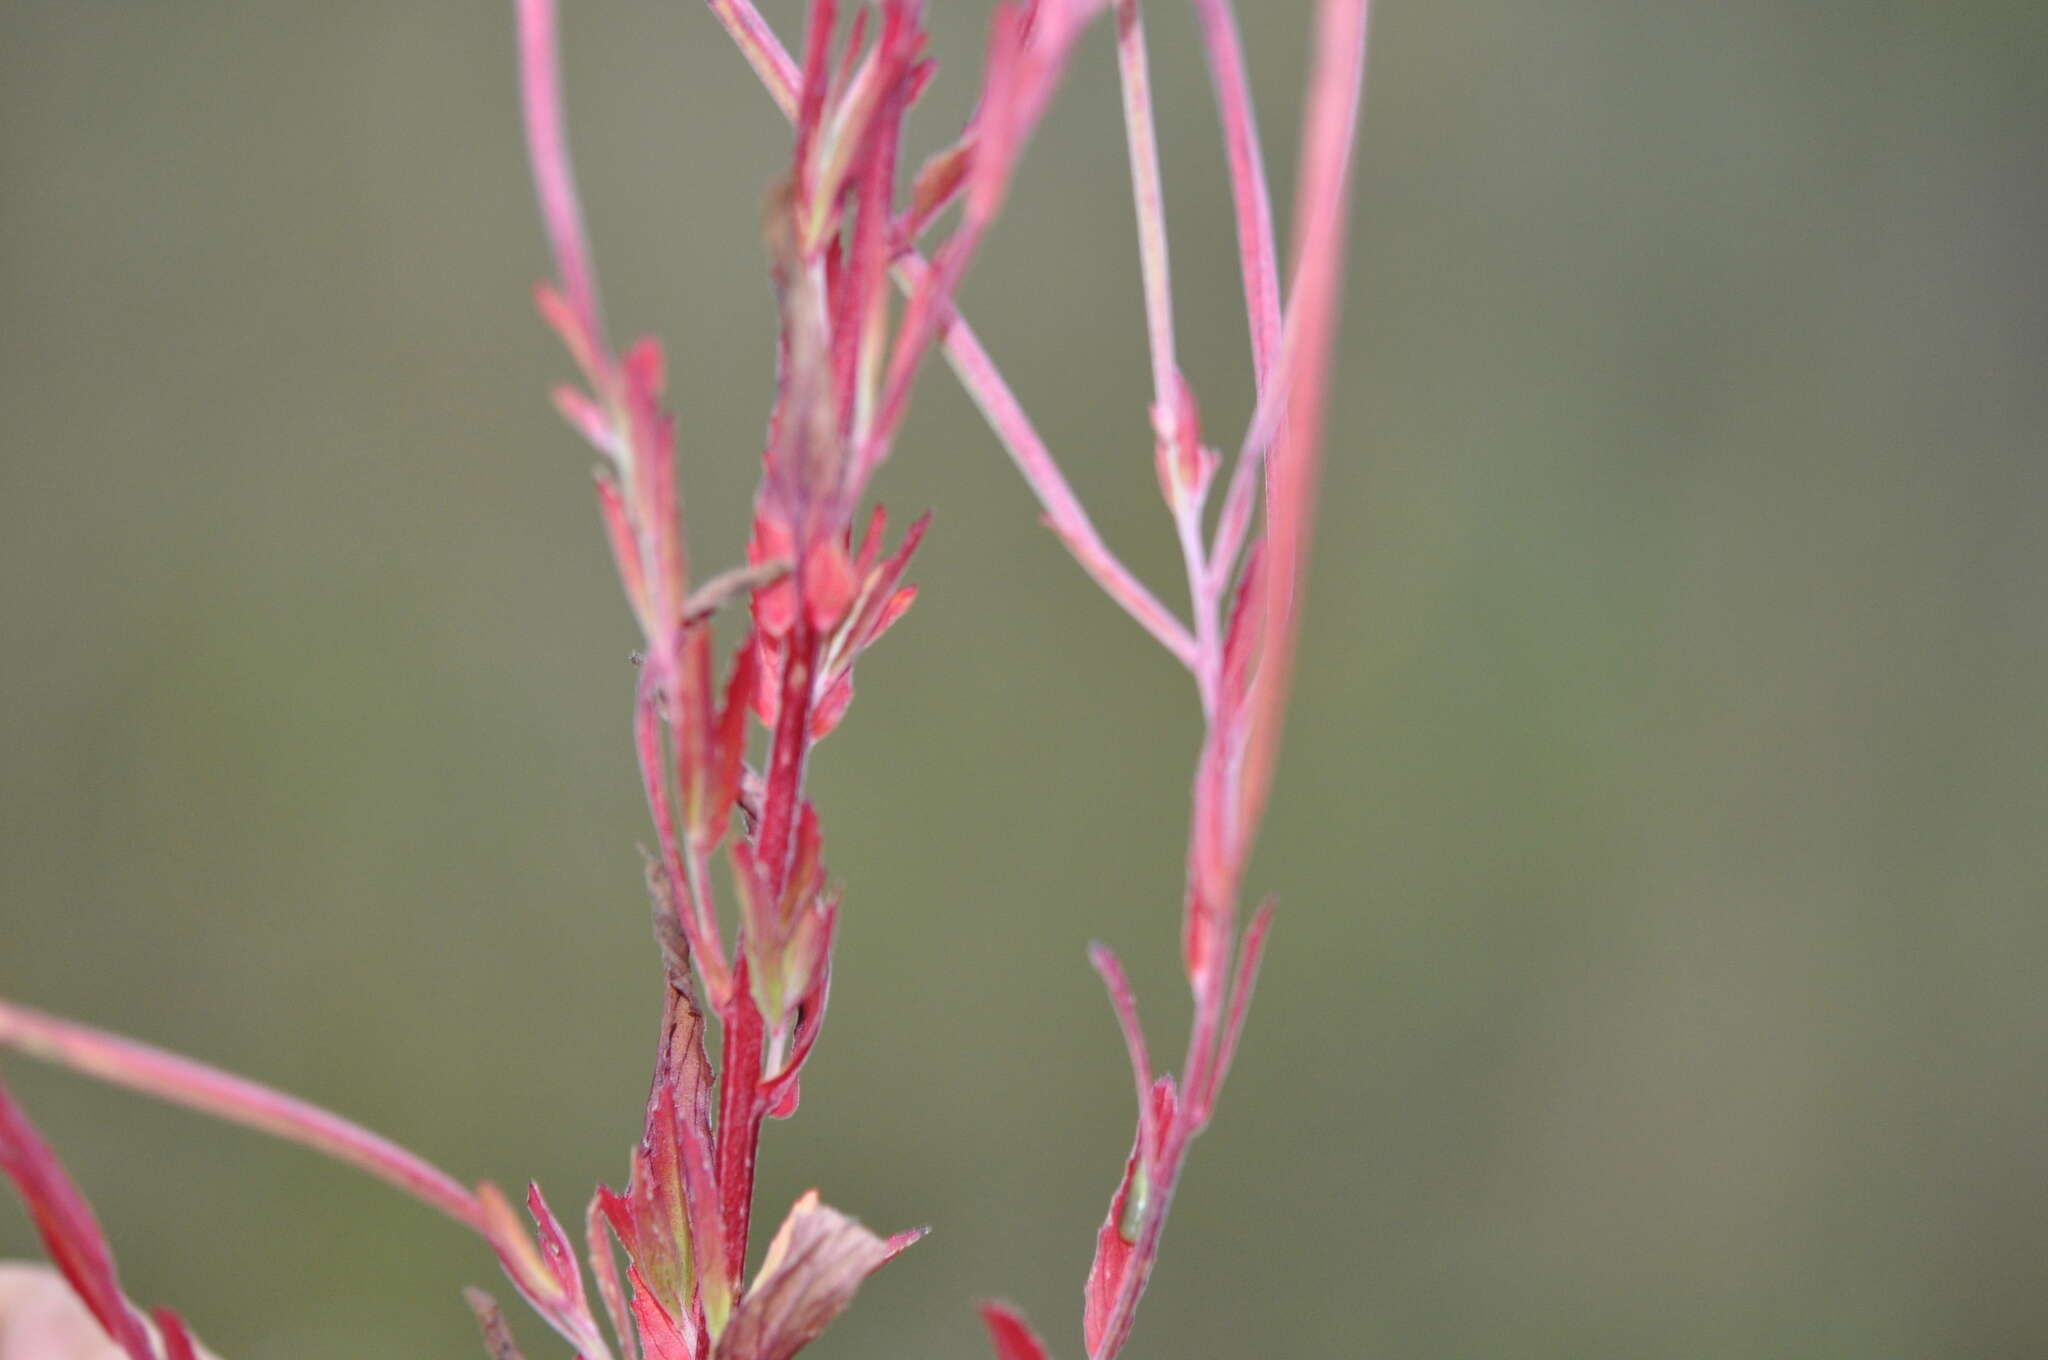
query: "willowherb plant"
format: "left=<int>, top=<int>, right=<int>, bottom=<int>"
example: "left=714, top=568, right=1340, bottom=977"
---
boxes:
left=0, top=2, right=1368, bottom=1357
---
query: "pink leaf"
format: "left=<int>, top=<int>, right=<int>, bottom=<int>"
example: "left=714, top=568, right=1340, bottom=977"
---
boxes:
left=1087, top=944, right=1155, bottom=1155
left=533, top=280, right=600, bottom=380
left=553, top=384, right=615, bottom=458
left=1081, top=1136, right=1141, bottom=1357
left=808, top=673, right=854, bottom=740
left=803, top=537, right=859, bottom=633
left=906, top=138, right=975, bottom=239
left=1200, top=900, right=1274, bottom=1124
left=626, top=1266, right=698, bottom=1360
left=749, top=518, right=801, bottom=642
left=594, top=472, right=649, bottom=631
left=1082, top=1077, right=1177, bottom=1358
left=526, top=1182, right=588, bottom=1317
left=712, top=1191, right=915, bottom=1360
left=154, top=1308, right=202, bottom=1360
left=623, top=335, right=668, bottom=400
left=0, top=1079, right=158, bottom=1360
left=701, top=637, right=759, bottom=849
left=1218, top=538, right=1265, bottom=721
left=978, top=1301, right=1054, bottom=1360
left=587, top=1188, right=639, bottom=1360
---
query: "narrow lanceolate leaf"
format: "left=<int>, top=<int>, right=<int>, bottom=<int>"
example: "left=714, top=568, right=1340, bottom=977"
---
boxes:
left=1082, top=1129, right=1142, bottom=1358
left=153, top=1308, right=203, bottom=1360
left=0, top=1078, right=163, bottom=1360
left=587, top=1188, right=640, bottom=1360
left=712, top=1192, right=919, bottom=1360
left=626, top=1266, right=698, bottom=1360
left=978, top=1301, right=1055, bottom=1360
left=525, top=1182, right=589, bottom=1318
left=1082, top=1077, right=1177, bottom=1358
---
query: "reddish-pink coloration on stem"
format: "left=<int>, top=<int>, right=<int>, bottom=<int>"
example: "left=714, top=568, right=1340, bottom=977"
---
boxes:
left=516, top=0, right=602, bottom=357
left=510, top=2, right=1100, bottom=1353
left=1193, top=0, right=1285, bottom=581
left=0, top=3, right=1364, bottom=1356
left=1081, top=6, right=1371, bottom=1356
left=0, top=998, right=482, bottom=1235
left=1238, top=0, right=1372, bottom=854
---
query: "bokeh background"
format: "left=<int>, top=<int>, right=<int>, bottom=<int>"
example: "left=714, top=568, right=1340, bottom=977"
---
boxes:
left=4, top=2, right=2045, bottom=1356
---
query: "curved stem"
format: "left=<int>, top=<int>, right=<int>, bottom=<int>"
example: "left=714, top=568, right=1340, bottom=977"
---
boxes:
left=0, top=997, right=484, bottom=1235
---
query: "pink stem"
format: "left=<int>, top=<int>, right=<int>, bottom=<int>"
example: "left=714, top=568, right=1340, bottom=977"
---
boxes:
left=706, top=0, right=802, bottom=118
left=1112, top=0, right=1220, bottom=714
left=0, top=997, right=485, bottom=1234
left=911, top=258, right=1198, bottom=669
left=1087, top=946, right=1154, bottom=1152
left=517, top=0, right=604, bottom=355
left=1194, top=0, right=1284, bottom=579
left=1112, top=0, right=1179, bottom=417
left=1236, top=0, right=1370, bottom=847
left=1196, top=900, right=1273, bottom=1127
left=1088, top=3, right=1372, bottom=1355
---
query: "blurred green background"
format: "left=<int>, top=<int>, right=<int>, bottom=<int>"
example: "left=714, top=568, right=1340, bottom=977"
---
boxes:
left=4, top=2, right=2045, bottom=1356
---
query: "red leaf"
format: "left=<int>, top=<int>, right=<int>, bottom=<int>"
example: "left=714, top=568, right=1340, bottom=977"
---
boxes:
left=533, top=280, right=599, bottom=379
left=553, top=384, right=615, bottom=457
left=154, top=1308, right=202, bottom=1360
left=765, top=1072, right=801, bottom=1120
left=525, top=1181, right=588, bottom=1317
left=809, top=673, right=853, bottom=740
left=702, top=638, right=759, bottom=848
left=852, top=505, right=887, bottom=576
left=623, top=335, right=668, bottom=400
left=1219, top=538, right=1265, bottom=722
left=1082, top=1078, right=1177, bottom=1357
left=803, top=537, right=859, bottom=633
left=750, top=518, right=800, bottom=641
left=587, top=1188, right=639, bottom=1360
left=906, top=138, right=975, bottom=239
left=1081, top=1141, right=1140, bottom=1357
left=712, top=1192, right=915, bottom=1360
left=595, top=471, right=649, bottom=629
left=0, top=1079, right=157, bottom=1360
left=978, top=1301, right=1054, bottom=1360
left=626, top=1265, right=698, bottom=1360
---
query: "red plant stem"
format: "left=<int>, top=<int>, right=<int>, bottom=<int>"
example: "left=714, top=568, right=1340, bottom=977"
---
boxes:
left=921, top=269, right=1199, bottom=671
left=1089, top=2, right=1372, bottom=1355
left=517, top=0, right=603, bottom=353
left=1236, top=0, right=1370, bottom=846
left=1112, top=0, right=1223, bottom=720
left=1193, top=0, right=1284, bottom=581
left=1192, top=0, right=1281, bottom=391
left=1112, top=0, right=1179, bottom=417
left=696, top=8, right=1368, bottom=1358
left=708, top=0, right=801, bottom=120
left=0, top=997, right=485, bottom=1235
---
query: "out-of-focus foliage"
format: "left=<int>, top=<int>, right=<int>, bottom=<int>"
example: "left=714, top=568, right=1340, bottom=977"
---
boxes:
left=2, top=2, right=2044, bottom=1356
